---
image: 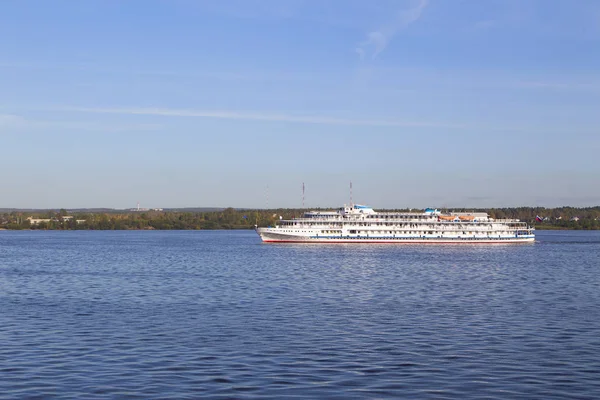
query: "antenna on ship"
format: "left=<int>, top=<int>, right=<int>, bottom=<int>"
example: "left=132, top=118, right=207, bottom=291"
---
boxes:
left=302, top=182, right=305, bottom=209
left=350, top=181, right=353, bottom=206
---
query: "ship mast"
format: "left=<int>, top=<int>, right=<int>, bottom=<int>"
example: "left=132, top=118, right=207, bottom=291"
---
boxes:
left=302, top=182, right=305, bottom=209
left=350, top=181, right=353, bottom=206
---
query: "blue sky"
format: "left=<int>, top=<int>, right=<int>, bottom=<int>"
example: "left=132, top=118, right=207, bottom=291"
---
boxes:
left=1, top=0, right=599, bottom=209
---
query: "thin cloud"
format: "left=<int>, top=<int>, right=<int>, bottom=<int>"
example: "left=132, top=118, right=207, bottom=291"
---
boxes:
left=0, top=114, right=26, bottom=126
left=0, top=113, right=162, bottom=133
left=58, top=106, right=585, bottom=134
left=356, top=0, right=428, bottom=59
left=61, top=106, right=466, bottom=129
left=517, top=81, right=600, bottom=92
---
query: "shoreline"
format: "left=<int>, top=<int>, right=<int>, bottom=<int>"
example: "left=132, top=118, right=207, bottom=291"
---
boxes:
left=1, top=227, right=597, bottom=231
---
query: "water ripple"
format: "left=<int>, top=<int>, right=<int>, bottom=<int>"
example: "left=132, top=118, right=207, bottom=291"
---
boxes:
left=1, top=230, right=600, bottom=398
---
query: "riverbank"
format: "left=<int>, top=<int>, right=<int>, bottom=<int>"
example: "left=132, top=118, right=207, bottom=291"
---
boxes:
left=2, top=207, right=599, bottom=231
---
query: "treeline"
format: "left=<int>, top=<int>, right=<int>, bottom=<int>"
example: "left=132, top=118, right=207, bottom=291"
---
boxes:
left=0, top=208, right=295, bottom=230
left=474, top=206, right=600, bottom=230
left=1, top=206, right=600, bottom=230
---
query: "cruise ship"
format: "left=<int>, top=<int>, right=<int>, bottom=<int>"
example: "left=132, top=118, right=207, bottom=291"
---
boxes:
left=255, top=204, right=535, bottom=243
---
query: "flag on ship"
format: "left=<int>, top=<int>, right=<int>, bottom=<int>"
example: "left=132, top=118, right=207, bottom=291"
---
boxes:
left=535, top=215, right=543, bottom=222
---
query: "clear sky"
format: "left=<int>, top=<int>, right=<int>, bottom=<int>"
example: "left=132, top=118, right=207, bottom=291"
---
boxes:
left=1, top=0, right=599, bottom=209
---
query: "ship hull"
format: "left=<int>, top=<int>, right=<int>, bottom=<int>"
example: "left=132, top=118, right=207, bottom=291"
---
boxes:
left=256, top=229, right=535, bottom=244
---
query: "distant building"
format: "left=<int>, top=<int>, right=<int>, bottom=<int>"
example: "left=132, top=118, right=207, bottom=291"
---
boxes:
left=27, top=217, right=52, bottom=225
left=27, top=216, right=85, bottom=225
left=128, top=202, right=162, bottom=212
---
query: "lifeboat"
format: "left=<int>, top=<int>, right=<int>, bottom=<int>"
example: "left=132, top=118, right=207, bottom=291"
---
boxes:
left=438, top=216, right=456, bottom=221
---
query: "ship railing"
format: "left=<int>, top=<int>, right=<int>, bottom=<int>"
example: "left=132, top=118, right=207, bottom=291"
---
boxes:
left=282, top=224, right=532, bottom=232
left=293, top=217, right=527, bottom=223
left=283, top=222, right=530, bottom=228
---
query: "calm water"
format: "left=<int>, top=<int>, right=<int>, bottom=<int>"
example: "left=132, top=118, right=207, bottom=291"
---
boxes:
left=1, top=230, right=599, bottom=399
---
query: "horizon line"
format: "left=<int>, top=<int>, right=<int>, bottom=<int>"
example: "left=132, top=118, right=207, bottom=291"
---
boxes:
left=2, top=204, right=600, bottom=211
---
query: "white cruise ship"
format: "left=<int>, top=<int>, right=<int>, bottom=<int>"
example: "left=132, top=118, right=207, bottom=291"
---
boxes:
left=256, top=204, right=535, bottom=243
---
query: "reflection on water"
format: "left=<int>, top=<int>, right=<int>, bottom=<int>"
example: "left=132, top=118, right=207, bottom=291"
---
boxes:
left=1, top=230, right=599, bottom=399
